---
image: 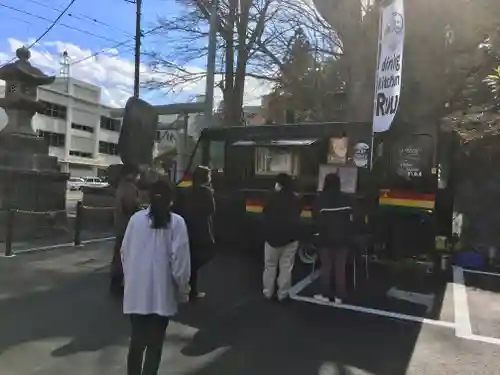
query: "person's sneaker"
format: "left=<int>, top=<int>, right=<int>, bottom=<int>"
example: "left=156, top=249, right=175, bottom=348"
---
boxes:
left=334, top=297, right=343, bottom=304
left=313, top=294, right=330, bottom=303
left=190, top=292, right=206, bottom=300
left=277, top=294, right=288, bottom=302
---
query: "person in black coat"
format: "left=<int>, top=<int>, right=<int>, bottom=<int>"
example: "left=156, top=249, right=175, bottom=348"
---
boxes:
left=183, top=165, right=216, bottom=300
left=262, top=173, right=302, bottom=301
left=312, top=173, right=354, bottom=304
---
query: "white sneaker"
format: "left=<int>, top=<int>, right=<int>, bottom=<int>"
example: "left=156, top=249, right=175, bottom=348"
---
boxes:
left=314, top=294, right=330, bottom=303
left=277, top=294, right=288, bottom=302
left=334, top=297, right=343, bottom=304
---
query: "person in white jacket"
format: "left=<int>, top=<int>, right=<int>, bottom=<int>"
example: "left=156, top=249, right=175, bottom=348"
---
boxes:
left=121, top=178, right=191, bottom=375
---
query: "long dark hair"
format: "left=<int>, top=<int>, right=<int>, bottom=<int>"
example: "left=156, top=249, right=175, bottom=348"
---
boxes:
left=148, top=179, right=174, bottom=229
left=192, top=165, right=211, bottom=188
left=276, top=173, right=293, bottom=192
left=322, top=173, right=341, bottom=198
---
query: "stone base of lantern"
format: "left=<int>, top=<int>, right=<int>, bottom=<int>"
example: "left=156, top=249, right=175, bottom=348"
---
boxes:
left=0, top=132, right=69, bottom=242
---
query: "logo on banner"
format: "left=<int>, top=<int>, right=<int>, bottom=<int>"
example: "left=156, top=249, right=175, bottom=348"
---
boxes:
left=385, top=12, right=404, bottom=51
left=385, top=12, right=404, bottom=36
left=373, top=0, right=405, bottom=133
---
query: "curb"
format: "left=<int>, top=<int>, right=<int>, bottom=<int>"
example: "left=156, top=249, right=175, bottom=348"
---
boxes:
left=0, top=236, right=115, bottom=257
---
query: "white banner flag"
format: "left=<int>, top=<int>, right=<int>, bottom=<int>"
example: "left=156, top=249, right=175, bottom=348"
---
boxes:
left=373, top=0, right=405, bottom=133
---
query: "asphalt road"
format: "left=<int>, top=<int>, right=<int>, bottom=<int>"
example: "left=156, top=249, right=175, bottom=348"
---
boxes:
left=1, top=243, right=500, bottom=374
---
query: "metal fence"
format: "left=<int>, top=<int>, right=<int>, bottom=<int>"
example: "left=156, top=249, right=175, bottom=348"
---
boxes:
left=2, top=202, right=115, bottom=257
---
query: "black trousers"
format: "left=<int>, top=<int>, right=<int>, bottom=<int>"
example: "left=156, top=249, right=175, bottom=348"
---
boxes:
left=189, top=243, right=215, bottom=297
left=127, top=314, right=170, bottom=375
left=110, top=235, right=124, bottom=293
left=189, top=261, right=201, bottom=297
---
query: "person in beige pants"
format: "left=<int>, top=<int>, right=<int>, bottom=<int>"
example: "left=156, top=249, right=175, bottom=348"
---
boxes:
left=262, top=173, right=302, bottom=301
left=263, top=240, right=299, bottom=300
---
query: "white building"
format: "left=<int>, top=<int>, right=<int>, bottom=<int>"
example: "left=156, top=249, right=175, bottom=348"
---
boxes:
left=0, top=77, right=125, bottom=177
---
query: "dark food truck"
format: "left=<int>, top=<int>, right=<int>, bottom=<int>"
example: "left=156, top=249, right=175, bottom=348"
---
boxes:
left=177, top=121, right=458, bottom=263
left=372, top=124, right=459, bottom=260
left=177, top=122, right=374, bottom=251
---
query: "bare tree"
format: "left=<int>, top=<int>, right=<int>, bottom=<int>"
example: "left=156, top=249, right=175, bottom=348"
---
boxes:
left=310, top=0, right=500, bottom=124
left=144, top=0, right=335, bottom=126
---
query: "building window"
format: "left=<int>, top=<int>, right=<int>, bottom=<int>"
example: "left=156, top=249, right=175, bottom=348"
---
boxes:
left=71, top=123, right=94, bottom=133
left=100, top=116, right=121, bottom=132
left=37, top=130, right=65, bottom=147
left=69, top=150, right=93, bottom=158
left=99, top=141, right=119, bottom=155
left=39, top=100, right=67, bottom=120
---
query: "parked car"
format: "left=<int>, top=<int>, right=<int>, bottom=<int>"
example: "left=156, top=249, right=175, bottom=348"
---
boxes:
left=82, top=176, right=109, bottom=189
left=68, top=177, right=85, bottom=191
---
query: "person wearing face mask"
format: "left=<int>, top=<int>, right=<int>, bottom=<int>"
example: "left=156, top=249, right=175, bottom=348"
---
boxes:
left=262, top=173, right=302, bottom=301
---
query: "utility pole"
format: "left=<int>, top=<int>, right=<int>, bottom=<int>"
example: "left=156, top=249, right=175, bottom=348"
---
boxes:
left=130, top=0, right=142, bottom=98
left=204, top=0, right=218, bottom=126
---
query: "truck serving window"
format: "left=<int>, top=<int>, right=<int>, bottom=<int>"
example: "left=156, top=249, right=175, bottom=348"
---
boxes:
left=208, top=140, right=225, bottom=172
left=255, top=147, right=299, bottom=176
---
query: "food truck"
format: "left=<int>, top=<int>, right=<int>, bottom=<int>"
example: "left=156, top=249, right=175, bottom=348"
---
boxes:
left=371, top=123, right=459, bottom=260
left=176, top=121, right=458, bottom=262
left=177, top=122, right=373, bottom=250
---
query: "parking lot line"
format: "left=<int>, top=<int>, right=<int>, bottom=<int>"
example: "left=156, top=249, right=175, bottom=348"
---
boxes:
left=456, top=266, right=500, bottom=347
left=452, top=266, right=473, bottom=338
left=463, top=269, right=500, bottom=278
left=464, top=334, right=500, bottom=346
left=289, top=270, right=320, bottom=297
left=290, top=294, right=455, bottom=328
left=289, top=271, right=455, bottom=329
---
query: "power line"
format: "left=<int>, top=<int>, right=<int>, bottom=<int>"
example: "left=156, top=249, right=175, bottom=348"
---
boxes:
left=70, top=25, right=164, bottom=66
left=28, top=0, right=77, bottom=49
left=0, top=2, right=122, bottom=45
left=70, top=40, right=133, bottom=66
left=25, top=0, right=134, bottom=37
left=0, top=9, right=31, bottom=26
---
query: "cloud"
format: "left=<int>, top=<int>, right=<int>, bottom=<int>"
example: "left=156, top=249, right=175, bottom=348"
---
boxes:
left=1, top=38, right=273, bottom=108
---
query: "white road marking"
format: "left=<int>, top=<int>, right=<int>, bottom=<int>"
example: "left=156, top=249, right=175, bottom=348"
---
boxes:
left=452, top=266, right=473, bottom=338
left=463, top=269, right=500, bottom=278
left=463, top=334, right=500, bottom=346
left=289, top=271, right=454, bottom=328
left=290, top=294, right=455, bottom=328
left=455, top=267, right=500, bottom=347
left=288, top=270, right=320, bottom=297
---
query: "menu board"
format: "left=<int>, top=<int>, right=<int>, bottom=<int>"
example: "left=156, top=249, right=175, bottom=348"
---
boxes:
left=317, top=165, right=358, bottom=194
left=391, top=136, right=433, bottom=180
left=397, top=146, right=424, bottom=178
left=338, top=166, right=358, bottom=193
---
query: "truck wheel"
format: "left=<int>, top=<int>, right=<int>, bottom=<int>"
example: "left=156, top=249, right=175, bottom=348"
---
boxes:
left=298, top=241, right=318, bottom=265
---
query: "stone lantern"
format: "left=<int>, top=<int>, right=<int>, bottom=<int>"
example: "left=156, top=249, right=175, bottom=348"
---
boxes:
left=0, top=47, right=55, bottom=135
left=0, top=46, right=68, bottom=220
